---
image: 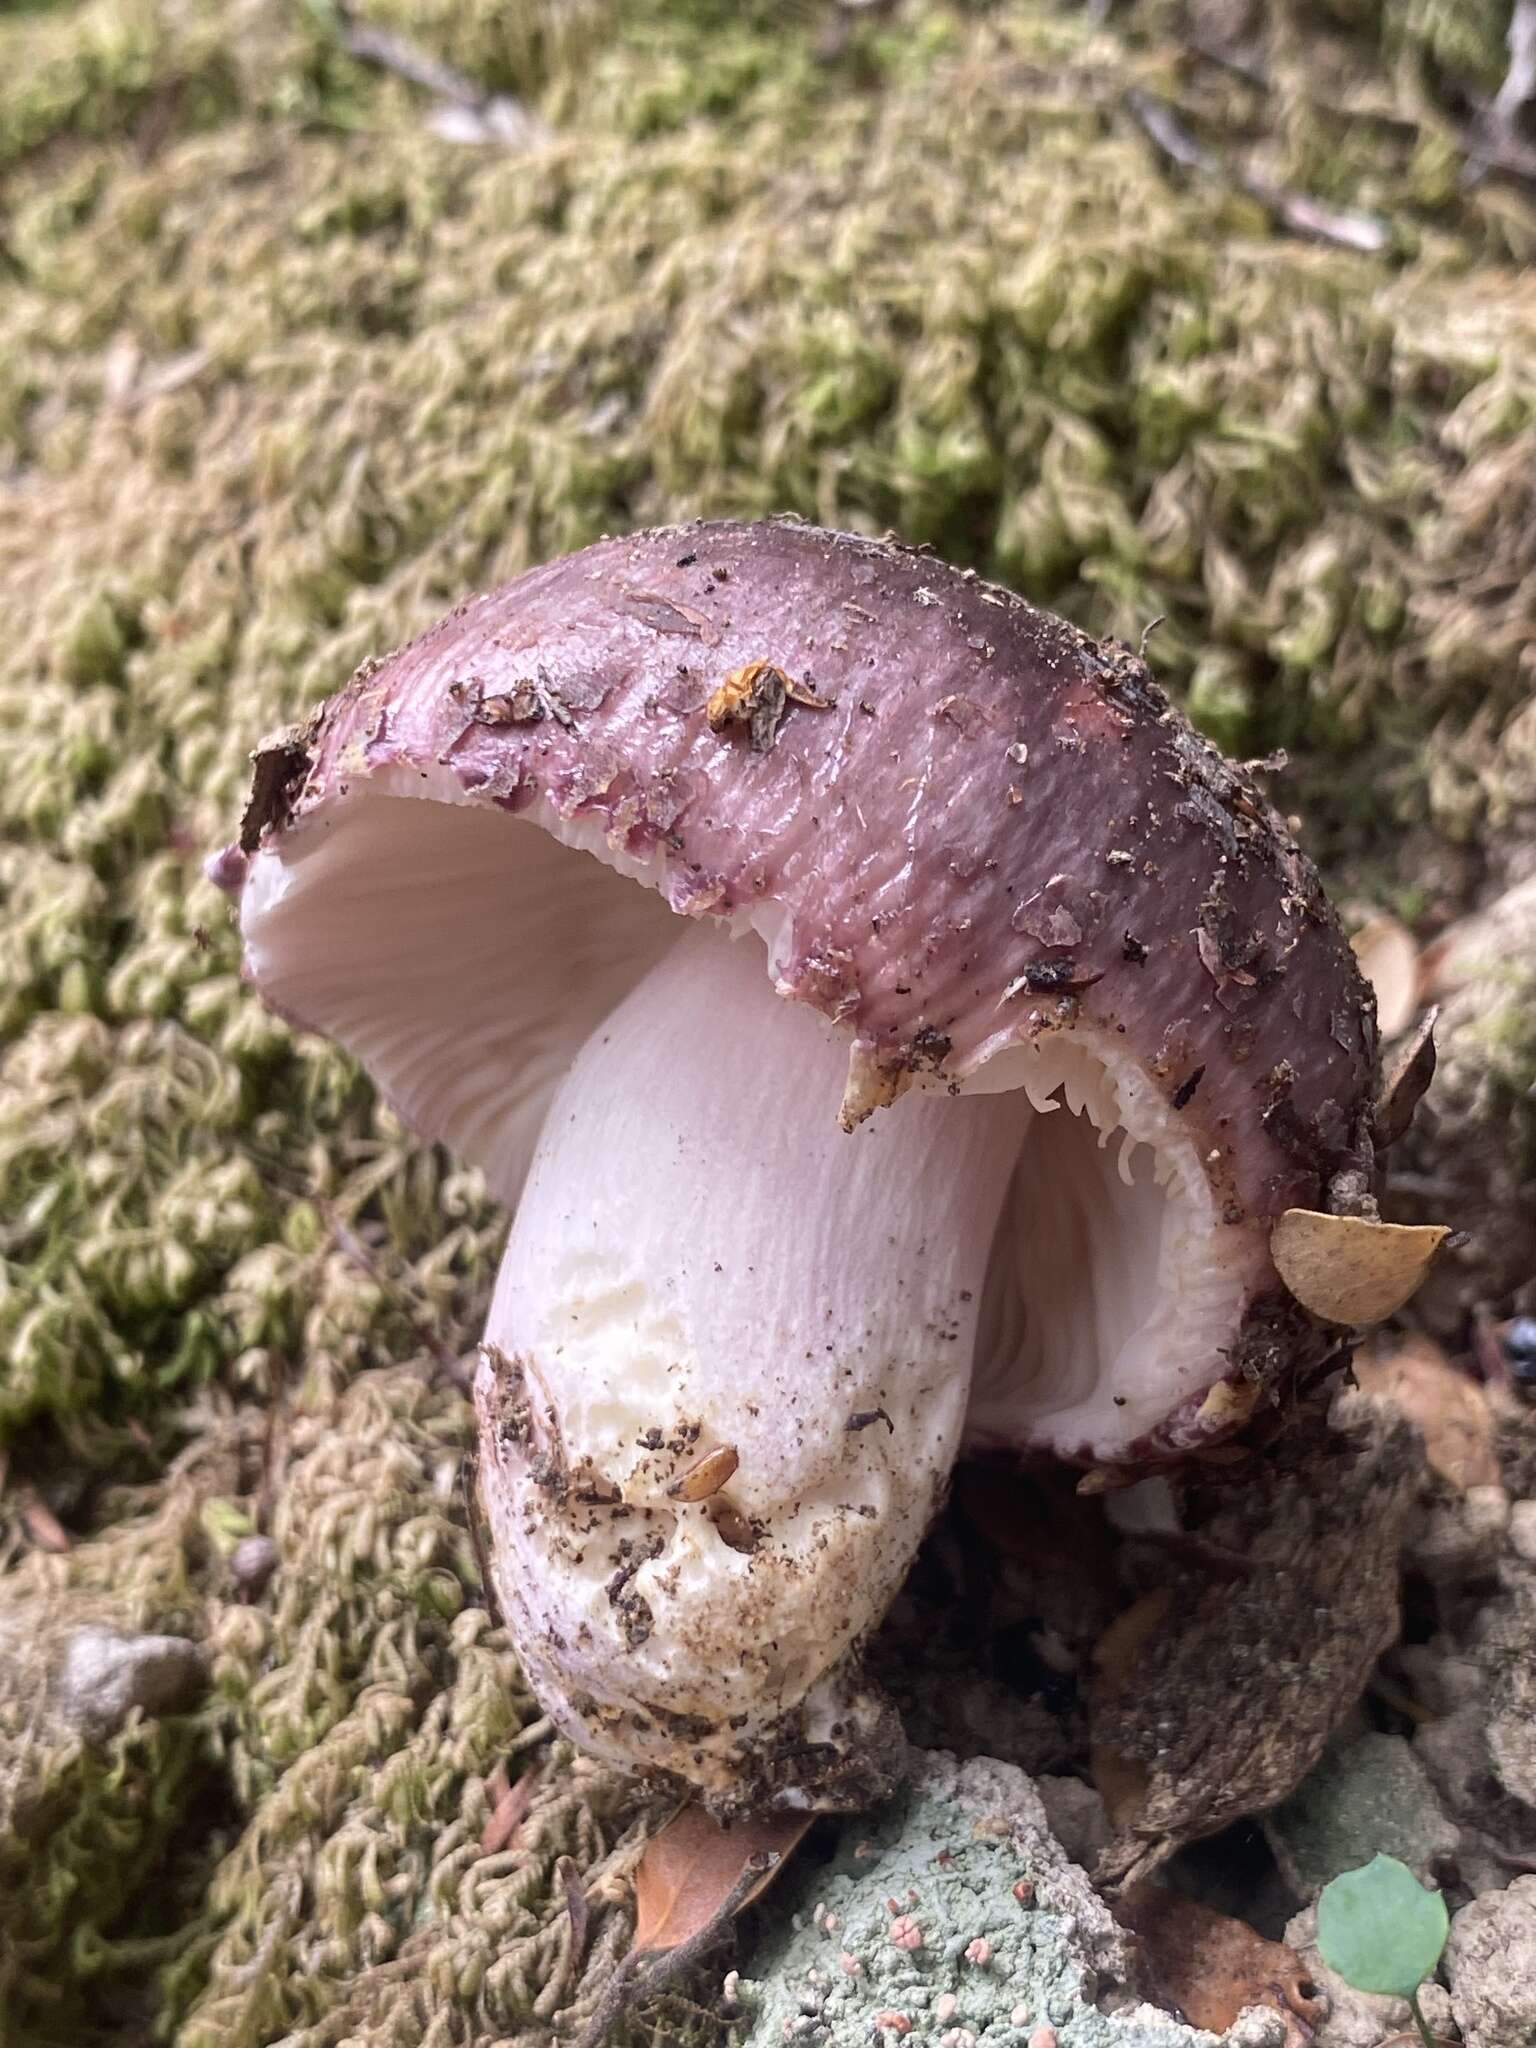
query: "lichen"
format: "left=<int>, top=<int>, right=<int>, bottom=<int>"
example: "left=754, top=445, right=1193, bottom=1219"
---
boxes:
left=737, top=1753, right=1258, bottom=2047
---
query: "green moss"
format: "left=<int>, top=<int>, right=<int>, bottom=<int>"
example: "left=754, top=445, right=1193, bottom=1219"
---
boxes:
left=1, top=0, right=1534, bottom=2039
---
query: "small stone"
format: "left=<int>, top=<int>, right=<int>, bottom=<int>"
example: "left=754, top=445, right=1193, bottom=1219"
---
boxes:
left=1446, top=1875, right=1536, bottom=2048
left=1034, top=1776, right=1111, bottom=1870
left=1409, top=1482, right=1510, bottom=1582
left=1223, top=2015, right=1290, bottom=2048
left=1509, top=1499, right=1536, bottom=1564
left=230, top=1533, right=278, bottom=1595
left=55, top=1625, right=206, bottom=1740
left=1264, top=1731, right=1459, bottom=1892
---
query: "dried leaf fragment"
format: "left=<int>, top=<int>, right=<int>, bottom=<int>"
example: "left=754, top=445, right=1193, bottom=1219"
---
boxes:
left=1272, top=1210, right=1449, bottom=1326
left=1373, top=1008, right=1438, bottom=1150
left=480, top=1761, right=538, bottom=1854
left=631, top=1803, right=812, bottom=1954
left=1117, top=1886, right=1325, bottom=2041
left=1354, top=1335, right=1499, bottom=1492
left=706, top=660, right=833, bottom=753
left=1351, top=915, right=1419, bottom=1040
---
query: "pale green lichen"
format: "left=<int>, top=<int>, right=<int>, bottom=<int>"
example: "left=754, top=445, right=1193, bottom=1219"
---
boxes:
left=737, top=1754, right=1273, bottom=2047
left=1, top=0, right=1534, bottom=2040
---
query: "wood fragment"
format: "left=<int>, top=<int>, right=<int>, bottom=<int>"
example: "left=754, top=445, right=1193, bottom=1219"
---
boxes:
left=558, top=1853, right=591, bottom=1966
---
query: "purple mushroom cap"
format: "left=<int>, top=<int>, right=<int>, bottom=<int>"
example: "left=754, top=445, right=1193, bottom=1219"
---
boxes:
left=223, top=518, right=1378, bottom=1810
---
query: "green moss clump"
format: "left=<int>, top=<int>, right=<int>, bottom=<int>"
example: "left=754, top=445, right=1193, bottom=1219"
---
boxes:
left=1, top=0, right=1533, bottom=2039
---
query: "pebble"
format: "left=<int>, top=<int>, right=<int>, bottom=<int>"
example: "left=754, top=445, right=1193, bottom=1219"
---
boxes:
left=56, top=1625, right=206, bottom=1740
left=1509, top=1498, right=1536, bottom=1564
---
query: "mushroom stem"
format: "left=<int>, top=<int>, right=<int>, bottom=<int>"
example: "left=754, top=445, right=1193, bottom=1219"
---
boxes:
left=474, top=922, right=1028, bottom=1808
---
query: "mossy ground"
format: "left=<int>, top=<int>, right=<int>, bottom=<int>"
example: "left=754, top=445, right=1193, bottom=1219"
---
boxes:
left=0, top=1, right=1532, bottom=2042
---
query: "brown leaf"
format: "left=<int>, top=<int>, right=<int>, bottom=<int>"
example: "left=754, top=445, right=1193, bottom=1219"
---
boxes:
left=480, top=1763, right=538, bottom=1855
left=1351, top=915, right=1419, bottom=1040
left=1354, top=1334, right=1500, bottom=1491
left=1271, top=1210, right=1448, bottom=1326
left=1118, top=1885, right=1325, bottom=2041
left=631, top=1804, right=811, bottom=1954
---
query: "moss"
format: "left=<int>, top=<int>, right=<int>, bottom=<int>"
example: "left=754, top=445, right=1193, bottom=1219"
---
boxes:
left=0, top=0, right=1534, bottom=2039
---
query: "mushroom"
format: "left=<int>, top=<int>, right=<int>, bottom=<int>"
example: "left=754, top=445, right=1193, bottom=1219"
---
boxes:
left=221, top=518, right=1385, bottom=1812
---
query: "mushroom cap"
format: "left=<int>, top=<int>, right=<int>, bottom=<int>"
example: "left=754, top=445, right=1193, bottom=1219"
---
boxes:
left=227, top=516, right=1379, bottom=1463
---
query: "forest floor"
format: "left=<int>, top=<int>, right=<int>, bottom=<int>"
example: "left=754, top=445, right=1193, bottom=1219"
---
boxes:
left=0, top=2, right=1533, bottom=2044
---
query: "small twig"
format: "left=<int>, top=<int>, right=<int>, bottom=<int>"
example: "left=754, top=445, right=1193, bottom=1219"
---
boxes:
left=1185, top=35, right=1271, bottom=93
left=462, top=1450, right=504, bottom=1626
left=559, top=1855, right=592, bottom=1969
left=1128, top=88, right=1215, bottom=173
left=1128, top=88, right=1391, bottom=251
left=325, top=1206, right=468, bottom=1385
left=256, top=1348, right=289, bottom=1531
left=1125, top=1528, right=1258, bottom=1580
left=335, top=4, right=551, bottom=148
left=1466, top=0, right=1536, bottom=184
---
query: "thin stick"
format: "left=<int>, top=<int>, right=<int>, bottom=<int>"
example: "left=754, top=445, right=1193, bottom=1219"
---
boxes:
left=1127, top=90, right=1390, bottom=251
